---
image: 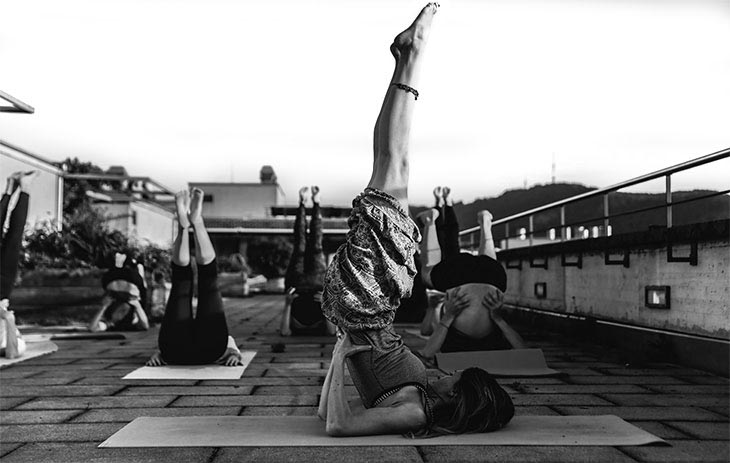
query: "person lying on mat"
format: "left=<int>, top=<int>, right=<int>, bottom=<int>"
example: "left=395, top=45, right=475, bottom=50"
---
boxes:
left=89, top=253, right=150, bottom=332
left=145, top=189, right=242, bottom=367
left=0, top=171, right=38, bottom=359
left=417, top=197, right=525, bottom=358
left=280, top=186, right=336, bottom=337
left=318, top=3, right=514, bottom=437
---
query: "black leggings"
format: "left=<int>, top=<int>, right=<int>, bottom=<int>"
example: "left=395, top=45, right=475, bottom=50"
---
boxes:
left=158, top=260, right=229, bottom=364
left=0, top=192, right=28, bottom=300
left=284, top=202, right=326, bottom=290
left=436, top=204, right=460, bottom=260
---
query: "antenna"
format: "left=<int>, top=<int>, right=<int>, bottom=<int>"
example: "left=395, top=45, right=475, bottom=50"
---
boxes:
left=551, top=153, right=556, bottom=184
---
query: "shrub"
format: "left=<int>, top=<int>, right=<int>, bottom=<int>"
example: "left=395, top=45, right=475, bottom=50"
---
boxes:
left=246, top=236, right=292, bottom=279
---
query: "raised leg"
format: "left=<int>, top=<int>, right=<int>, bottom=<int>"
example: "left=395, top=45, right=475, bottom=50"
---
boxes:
left=439, top=187, right=461, bottom=260
left=478, top=211, right=496, bottom=259
left=171, top=191, right=191, bottom=267
left=0, top=171, right=36, bottom=302
left=417, top=208, right=441, bottom=288
left=303, top=186, right=326, bottom=288
left=194, top=259, right=229, bottom=363
left=285, top=187, right=308, bottom=290
left=367, top=3, right=439, bottom=211
left=188, top=188, right=215, bottom=266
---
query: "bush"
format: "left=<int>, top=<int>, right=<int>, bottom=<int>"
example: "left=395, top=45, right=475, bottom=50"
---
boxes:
left=218, top=253, right=251, bottom=275
left=246, top=236, right=292, bottom=279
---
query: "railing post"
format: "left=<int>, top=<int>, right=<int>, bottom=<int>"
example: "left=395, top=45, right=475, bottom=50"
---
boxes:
left=603, top=194, right=610, bottom=236
left=666, top=174, right=673, bottom=229
left=560, top=206, right=566, bottom=241
left=505, top=222, right=510, bottom=250
left=529, top=215, right=534, bottom=247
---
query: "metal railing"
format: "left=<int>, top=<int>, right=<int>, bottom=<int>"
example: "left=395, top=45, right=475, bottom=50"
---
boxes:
left=459, top=147, right=730, bottom=250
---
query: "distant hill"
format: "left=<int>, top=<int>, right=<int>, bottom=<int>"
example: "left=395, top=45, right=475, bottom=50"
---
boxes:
left=409, top=183, right=729, bottom=239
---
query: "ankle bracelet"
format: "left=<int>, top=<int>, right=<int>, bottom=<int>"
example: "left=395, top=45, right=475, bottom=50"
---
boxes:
left=391, top=83, right=419, bottom=100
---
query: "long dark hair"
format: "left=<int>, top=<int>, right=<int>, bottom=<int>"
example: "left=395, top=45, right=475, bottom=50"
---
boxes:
left=427, top=367, right=514, bottom=435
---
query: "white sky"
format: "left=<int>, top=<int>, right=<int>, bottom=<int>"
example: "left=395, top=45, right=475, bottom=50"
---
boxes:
left=1, top=0, right=728, bottom=206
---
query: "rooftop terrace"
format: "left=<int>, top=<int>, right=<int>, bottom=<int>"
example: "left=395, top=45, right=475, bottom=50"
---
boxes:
left=1, top=295, right=728, bottom=462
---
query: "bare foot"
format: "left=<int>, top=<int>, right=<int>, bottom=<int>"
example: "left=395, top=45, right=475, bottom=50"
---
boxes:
left=391, top=2, right=439, bottom=59
left=18, top=171, right=39, bottom=192
left=311, top=186, right=320, bottom=204
left=5, top=172, right=22, bottom=195
left=433, top=186, right=443, bottom=208
left=298, top=186, right=309, bottom=205
left=442, top=186, right=453, bottom=206
left=188, top=188, right=205, bottom=225
left=175, top=190, right=191, bottom=228
left=478, top=210, right=493, bottom=226
left=417, top=207, right=440, bottom=226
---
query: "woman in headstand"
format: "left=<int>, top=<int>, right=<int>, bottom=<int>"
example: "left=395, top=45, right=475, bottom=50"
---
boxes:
left=319, top=3, right=514, bottom=437
left=417, top=188, right=525, bottom=357
left=0, top=171, right=38, bottom=359
left=146, top=189, right=242, bottom=367
left=280, top=185, right=336, bottom=336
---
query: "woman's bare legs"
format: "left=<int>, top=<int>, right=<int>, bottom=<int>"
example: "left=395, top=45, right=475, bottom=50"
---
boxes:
left=171, top=191, right=191, bottom=266
left=478, top=210, right=496, bottom=259
left=188, top=188, right=216, bottom=266
left=417, top=208, right=441, bottom=287
left=367, top=3, right=439, bottom=211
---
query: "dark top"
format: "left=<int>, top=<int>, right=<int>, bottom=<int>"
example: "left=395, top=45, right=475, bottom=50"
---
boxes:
left=290, top=291, right=325, bottom=326
left=102, top=266, right=146, bottom=308
left=430, top=253, right=507, bottom=293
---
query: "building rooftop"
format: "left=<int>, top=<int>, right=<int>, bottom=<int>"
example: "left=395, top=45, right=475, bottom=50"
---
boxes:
left=1, top=295, right=727, bottom=463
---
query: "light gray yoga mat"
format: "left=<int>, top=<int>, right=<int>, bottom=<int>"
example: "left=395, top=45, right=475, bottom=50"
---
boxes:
left=0, top=340, right=58, bottom=368
left=436, top=348, right=561, bottom=377
left=99, top=415, right=665, bottom=447
left=122, top=351, right=257, bottom=380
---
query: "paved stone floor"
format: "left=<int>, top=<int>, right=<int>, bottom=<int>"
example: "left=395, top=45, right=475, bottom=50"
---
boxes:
left=1, top=295, right=728, bottom=462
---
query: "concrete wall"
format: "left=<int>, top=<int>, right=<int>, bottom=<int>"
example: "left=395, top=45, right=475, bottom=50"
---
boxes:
left=503, top=238, right=730, bottom=340
left=94, top=201, right=174, bottom=247
left=189, top=183, right=284, bottom=219
left=0, top=149, right=62, bottom=229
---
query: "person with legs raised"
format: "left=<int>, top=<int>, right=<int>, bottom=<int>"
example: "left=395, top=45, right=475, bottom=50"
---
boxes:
left=147, top=189, right=242, bottom=367
left=318, top=4, right=514, bottom=437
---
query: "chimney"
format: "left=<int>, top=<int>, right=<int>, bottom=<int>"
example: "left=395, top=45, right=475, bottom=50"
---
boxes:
left=260, top=165, right=277, bottom=184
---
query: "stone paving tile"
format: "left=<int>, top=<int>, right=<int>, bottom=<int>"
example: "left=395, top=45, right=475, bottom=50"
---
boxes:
left=198, top=377, right=323, bottom=386
left=0, top=423, right=124, bottom=442
left=0, top=443, right=23, bottom=458
left=264, top=368, right=328, bottom=377
left=554, top=405, right=726, bottom=421
left=0, top=442, right=216, bottom=463
left=0, top=410, right=83, bottom=424
left=644, top=385, right=729, bottom=395
left=514, top=406, right=559, bottom=415
left=0, top=397, right=31, bottom=410
left=253, top=385, right=330, bottom=395
left=214, top=447, right=424, bottom=463
left=0, top=385, right=124, bottom=397
left=666, top=421, right=730, bottom=440
left=600, top=368, right=704, bottom=376
left=567, top=375, right=689, bottom=385
left=497, top=378, right=568, bottom=385
left=418, top=446, right=636, bottom=462
left=117, top=385, right=254, bottom=395
left=554, top=368, right=604, bottom=376
left=240, top=406, right=319, bottom=416
left=704, top=406, right=729, bottom=417
left=2, top=376, right=81, bottom=386
left=257, top=362, right=323, bottom=369
left=629, top=421, right=693, bottom=440
left=676, top=375, right=730, bottom=385
left=620, top=440, right=730, bottom=463
left=16, top=358, right=78, bottom=366
left=602, top=394, right=729, bottom=408
left=171, top=394, right=318, bottom=407
left=16, top=395, right=177, bottom=410
left=520, top=384, right=650, bottom=394
left=30, top=369, right=127, bottom=379
left=71, top=406, right=242, bottom=422
left=511, top=394, right=613, bottom=406
left=75, top=377, right=199, bottom=386
left=0, top=369, right=39, bottom=379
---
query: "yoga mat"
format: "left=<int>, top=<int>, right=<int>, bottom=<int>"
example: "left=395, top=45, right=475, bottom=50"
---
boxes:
left=99, top=415, right=665, bottom=447
left=122, top=351, right=257, bottom=380
left=51, top=332, right=126, bottom=340
left=436, top=348, right=561, bottom=377
left=0, top=341, right=58, bottom=368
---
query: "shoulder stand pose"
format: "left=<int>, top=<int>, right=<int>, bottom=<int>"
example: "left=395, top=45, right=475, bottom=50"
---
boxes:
left=417, top=190, right=525, bottom=358
left=89, top=252, right=149, bottom=332
left=146, top=189, right=242, bottom=367
left=318, top=4, right=514, bottom=437
left=280, top=186, right=336, bottom=336
left=0, top=171, right=38, bottom=359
